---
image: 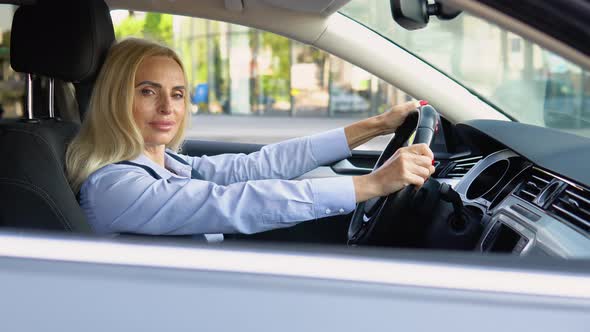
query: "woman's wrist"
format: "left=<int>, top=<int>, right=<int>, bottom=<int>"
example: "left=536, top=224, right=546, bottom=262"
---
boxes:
left=373, top=113, right=391, bottom=135
left=352, top=174, right=381, bottom=203
left=344, top=116, right=389, bottom=150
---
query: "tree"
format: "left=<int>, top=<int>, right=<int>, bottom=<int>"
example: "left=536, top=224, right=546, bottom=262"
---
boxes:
left=144, top=13, right=173, bottom=45
left=114, top=12, right=173, bottom=46
left=259, top=32, right=290, bottom=102
left=114, top=12, right=144, bottom=40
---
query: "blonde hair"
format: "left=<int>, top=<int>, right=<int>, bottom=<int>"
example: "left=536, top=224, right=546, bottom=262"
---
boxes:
left=66, top=38, right=190, bottom=192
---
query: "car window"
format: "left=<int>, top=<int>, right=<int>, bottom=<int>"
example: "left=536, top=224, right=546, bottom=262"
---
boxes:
left=341, top=1, right=590, bottom=136
left=0, top=5, right=23, bottom=120
left=111, top=10, right=415, bottom=151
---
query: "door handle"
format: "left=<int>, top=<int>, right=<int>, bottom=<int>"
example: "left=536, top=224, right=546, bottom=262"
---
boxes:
left=331, top=159, right=372, bottom=175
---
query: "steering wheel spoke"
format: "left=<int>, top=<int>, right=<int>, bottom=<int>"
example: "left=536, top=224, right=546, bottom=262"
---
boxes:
left=347, top=105, right=440, bottom=246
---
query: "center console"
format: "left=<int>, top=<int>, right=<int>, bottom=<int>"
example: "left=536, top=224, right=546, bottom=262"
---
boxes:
left=479, top=213, right=534, bottom=254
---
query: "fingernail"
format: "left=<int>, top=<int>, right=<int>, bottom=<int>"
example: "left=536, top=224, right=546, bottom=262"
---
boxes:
left=420, top=100, right=429, bottom=106
left=432, top=159, right=435, bottom=166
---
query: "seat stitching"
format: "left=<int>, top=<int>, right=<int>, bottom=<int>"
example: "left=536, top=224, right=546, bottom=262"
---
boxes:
left=0, top=178, right=73, bottom=230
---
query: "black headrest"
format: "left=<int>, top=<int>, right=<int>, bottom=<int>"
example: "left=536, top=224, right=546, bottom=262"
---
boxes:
left=10, top=0, right=115, bottom=83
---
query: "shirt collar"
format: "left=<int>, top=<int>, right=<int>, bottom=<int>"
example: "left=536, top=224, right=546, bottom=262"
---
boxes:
left=129, top=150, right=193, bottom=179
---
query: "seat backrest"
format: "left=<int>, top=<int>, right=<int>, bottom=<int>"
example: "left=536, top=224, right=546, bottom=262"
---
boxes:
left=0, top=119, right=89, bottom=231
left=0, top=0, right=115, bottom=232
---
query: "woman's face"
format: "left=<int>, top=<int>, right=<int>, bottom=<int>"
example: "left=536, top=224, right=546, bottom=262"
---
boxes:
left=132, top=55, right=186, bottom=149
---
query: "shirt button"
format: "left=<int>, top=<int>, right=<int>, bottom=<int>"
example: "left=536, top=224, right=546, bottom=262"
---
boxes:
left=325, top=208, right=331, bottom=214
left=339, top=208, right=345, bottom=213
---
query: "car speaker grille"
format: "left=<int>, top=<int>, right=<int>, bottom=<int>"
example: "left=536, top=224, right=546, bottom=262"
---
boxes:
left=549, top=185, right=590, bottom=234
left=445, top=156, right=483, bottom=178
left=514, top=168, right=554, bottom=203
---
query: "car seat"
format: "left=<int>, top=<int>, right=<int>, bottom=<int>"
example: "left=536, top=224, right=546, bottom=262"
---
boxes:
left=0, top=0, right=114, bottom=232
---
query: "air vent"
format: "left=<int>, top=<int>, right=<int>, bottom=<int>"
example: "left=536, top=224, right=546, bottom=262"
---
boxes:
left=446, top=156, right=483, bottom=178
left=549, top=185, right=590, bottom=234
left=514, top=168, right=554, bottom=203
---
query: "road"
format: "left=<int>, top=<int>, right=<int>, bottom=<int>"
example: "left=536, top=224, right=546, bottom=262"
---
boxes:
left=186, top=114, right=590, bottom=151
left=186, top=114, right=392, bottom=150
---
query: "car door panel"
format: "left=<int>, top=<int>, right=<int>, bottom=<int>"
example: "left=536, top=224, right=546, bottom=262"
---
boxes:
left=181, top=139, right=377, bottom=176
left=2, top=234, right=590, bottom=332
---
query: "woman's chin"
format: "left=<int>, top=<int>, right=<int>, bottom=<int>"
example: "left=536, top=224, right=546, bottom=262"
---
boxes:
left=145, top=133, right=176, bottom=147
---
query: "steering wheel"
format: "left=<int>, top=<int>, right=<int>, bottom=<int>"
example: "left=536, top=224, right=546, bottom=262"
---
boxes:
left=348, top=105, right=439, bottom=246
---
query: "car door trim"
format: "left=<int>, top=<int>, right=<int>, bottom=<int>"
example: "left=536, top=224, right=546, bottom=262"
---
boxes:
left=0, top=233, right=589, bottom=300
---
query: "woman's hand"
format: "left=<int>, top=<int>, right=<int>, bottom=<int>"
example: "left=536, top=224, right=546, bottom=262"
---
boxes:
left=353, top=143, right=435, bottom=202
left=377, top=101, right=422, bottom=135
left=344, top=101, right=420, bottom=150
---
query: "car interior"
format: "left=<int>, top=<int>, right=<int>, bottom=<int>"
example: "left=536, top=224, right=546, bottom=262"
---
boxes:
left=0, top=0, right=589, bottom=259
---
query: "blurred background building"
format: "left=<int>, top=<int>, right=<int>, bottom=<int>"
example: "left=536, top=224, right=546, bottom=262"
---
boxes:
left=111, top=10, right=409, bottom=119
left=0, top=3, right=588, bottom=144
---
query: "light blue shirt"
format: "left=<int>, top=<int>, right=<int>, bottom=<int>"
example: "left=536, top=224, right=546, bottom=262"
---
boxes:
left=79, top=128, right=356, bottom=236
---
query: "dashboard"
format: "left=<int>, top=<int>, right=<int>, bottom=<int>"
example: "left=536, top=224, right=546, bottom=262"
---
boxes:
left=279, top=117, right=590, bottom=257
left=446, top=121, right=590, bottom=258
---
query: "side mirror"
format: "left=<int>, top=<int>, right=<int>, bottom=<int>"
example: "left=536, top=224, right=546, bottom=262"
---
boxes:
left=390, top=0, right=462, bottom=30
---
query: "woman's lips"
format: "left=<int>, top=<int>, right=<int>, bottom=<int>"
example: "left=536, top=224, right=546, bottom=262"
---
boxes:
left=149, top=120, right=176, bottom=131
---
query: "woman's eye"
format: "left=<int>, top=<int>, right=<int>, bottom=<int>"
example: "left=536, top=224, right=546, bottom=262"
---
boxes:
left=173, top=92, right=184, bottom=99
left=141, top=89, right=155, bottom=96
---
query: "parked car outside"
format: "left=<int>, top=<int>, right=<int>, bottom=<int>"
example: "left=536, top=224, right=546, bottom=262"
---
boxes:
left=330, top=86, right=370, bottom=113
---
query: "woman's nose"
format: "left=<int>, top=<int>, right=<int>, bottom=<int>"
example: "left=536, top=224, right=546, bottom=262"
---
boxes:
left=158, top=96, right=173, bottom=114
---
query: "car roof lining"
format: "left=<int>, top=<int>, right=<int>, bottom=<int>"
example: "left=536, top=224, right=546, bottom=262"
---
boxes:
left=2, top=0, right=589, bottom=71
left=259, top=0, right=351, bottom=16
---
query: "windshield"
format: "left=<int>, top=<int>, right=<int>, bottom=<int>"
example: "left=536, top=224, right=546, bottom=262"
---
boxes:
left=341, top=1, right=590, bottom=137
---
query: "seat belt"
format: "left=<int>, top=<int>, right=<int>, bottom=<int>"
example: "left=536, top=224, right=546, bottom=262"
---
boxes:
left=114, top=152, right=213, bottom=240
left=164, top=152, right=203, bottom=180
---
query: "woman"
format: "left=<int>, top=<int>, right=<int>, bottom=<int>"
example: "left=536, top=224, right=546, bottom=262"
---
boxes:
left=66, top=38, right=435, bottom=236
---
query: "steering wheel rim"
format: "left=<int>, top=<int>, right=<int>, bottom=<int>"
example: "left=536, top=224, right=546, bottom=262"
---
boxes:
left=347, top=105, right=439, bottom=246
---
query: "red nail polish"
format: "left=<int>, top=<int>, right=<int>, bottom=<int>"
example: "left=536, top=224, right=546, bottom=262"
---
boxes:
left=420, top=100, right=428, bottom=106
left=432, top=159, right=435, bottom=166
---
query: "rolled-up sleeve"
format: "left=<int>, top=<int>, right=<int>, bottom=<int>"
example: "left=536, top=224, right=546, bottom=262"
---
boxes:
left=185, top=128, right=351, bottom=185
left=80, top=166, right=356, bottom=236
